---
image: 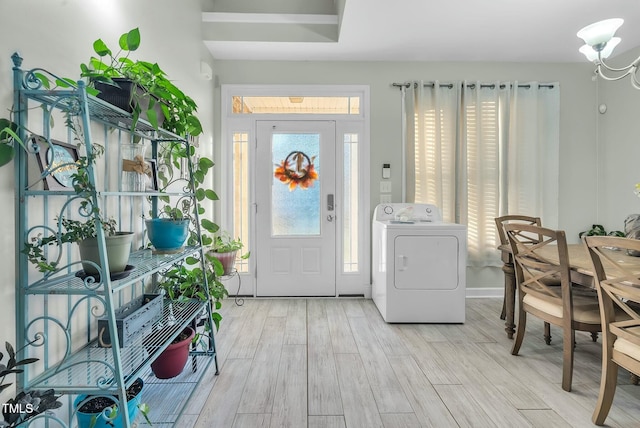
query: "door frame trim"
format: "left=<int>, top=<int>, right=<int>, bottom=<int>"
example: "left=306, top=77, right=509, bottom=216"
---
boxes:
left=220, top=84, right=371, bottom=297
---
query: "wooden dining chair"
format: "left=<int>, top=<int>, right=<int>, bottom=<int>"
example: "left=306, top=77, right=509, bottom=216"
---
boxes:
left=495, top=215, right=545, bottom=339
left=505, top=223, right=603, bottom=392
left=583, top=236, right=640, bottom=425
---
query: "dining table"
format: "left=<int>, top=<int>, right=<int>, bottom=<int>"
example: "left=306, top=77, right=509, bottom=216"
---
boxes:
left=497, top=242, right=640, bottom=339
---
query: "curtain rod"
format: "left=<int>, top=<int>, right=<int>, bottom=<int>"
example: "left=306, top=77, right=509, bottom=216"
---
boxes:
left=392, top=82, right=555, bottom=89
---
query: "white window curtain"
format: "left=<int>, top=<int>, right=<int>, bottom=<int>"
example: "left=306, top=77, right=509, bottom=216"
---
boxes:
left=403, top=80, right=559, bottom=267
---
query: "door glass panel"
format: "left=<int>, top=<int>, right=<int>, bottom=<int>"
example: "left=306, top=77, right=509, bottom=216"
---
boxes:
left=233, top=132, right=250, bottom=273
left=272, top=133, right=321, bottom=236
left=343, top=133, right=359, bottom=272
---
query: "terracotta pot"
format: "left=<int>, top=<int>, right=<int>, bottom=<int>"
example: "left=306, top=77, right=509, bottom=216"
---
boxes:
left=210, top=250, right=238, bottom=276
left=150, top=326, right=195, bottom=379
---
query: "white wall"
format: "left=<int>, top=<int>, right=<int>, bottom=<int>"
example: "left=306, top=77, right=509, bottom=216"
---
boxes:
left=0, top=0, right=214, bottom=402
left=596, top=47, right=640, bottom=233
left=211, top=59, right=601, bottom=289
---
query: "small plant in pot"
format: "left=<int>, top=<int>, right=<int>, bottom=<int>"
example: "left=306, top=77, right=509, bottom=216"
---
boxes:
left=145, top=206, right=191, bottom=254
left=210, top=232, right=250, bottom=276
left=73, top=377, right=150, bottom=428
left=24, top=216, right=134, bottom=278
left=23, top=147, right=134, bottom=278
left=79, top=28, right=203, bottom=137
left=146, top=141, right=217, bottom=253
left=147, top=326, right=195, bottom=380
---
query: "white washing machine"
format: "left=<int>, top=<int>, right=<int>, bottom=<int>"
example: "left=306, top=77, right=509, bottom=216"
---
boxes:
left=372, top=203, right=467, bottom=323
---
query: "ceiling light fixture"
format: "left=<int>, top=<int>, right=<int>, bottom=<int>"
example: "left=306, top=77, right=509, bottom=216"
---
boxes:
left=577, top=18, right=640, bottom=89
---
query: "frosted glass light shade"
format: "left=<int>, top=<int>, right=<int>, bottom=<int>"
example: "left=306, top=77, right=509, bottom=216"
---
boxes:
left=577, top=18, right=623, bottom=46
left=579, top=37, right=621, bottom=61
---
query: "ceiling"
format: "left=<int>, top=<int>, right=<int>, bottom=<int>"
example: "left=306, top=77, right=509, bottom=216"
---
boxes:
left=202, top=0, right=640, bottom=63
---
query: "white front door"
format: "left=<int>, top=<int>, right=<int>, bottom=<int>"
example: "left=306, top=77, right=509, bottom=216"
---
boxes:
left=256, top=121, right=336, bottom=296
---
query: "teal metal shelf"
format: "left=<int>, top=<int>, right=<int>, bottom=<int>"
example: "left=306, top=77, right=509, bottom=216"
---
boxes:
left=21, top=87, right=183, bottom=142
left=26, top=247, right=202, bottom=295
left=12, top=53, right=219, bottom=428
left=26, top=298, right=209, bottom=394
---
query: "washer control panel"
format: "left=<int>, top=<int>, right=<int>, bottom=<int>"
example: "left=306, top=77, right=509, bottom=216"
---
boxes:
left=374, top=203, right=442, bottom=222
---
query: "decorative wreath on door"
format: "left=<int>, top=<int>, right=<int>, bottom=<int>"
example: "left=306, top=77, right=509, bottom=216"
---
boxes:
left=274, top=151, right=318, bottom=191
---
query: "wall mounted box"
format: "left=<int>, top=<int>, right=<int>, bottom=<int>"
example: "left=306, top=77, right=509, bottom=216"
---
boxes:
left=97, top=294, right=163, bottom=348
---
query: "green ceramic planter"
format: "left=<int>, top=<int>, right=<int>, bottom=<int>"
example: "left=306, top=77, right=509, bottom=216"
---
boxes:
left=78, top=232, right=134, bottom=275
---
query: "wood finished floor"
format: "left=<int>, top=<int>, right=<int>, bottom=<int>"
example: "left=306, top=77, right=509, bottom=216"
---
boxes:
left=176, top=298, right=640, bottom=428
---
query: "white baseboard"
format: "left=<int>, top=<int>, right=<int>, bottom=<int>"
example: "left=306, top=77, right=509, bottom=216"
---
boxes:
left=230, top=284, right=503, bottom=299
left=465, top=287, right=503, bottom=299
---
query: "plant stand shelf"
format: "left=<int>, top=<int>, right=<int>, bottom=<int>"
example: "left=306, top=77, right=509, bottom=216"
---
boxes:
left=12, top=52, right=219, bottom=428
left=26, top=247, right=203, bottom=295
left=27, top=299, right=210, bottom=394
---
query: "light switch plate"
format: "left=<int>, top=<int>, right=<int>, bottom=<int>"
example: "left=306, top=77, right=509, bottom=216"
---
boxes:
left=380, top=194, right=392, bottom=203
left=380, top=181, right=392, bottom=193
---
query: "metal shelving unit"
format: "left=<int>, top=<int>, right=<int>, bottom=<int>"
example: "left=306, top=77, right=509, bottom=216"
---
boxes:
left=12, top=53, right=218, bottom=427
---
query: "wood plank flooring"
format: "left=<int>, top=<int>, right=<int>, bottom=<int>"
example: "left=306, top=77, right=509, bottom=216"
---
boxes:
left=178, top=298, right=640, bottom=428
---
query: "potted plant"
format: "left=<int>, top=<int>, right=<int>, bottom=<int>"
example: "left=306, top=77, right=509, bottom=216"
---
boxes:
left=148, top=326, right=195, bottom=380
left=24, top=213, right=134, bottom=277
left=145, top=213, right=190, bottom=253
left=152, top=250, right=229, bottom=380
left=23, top=146, right=134, bottom=277
left=209, top=232, right=250, bottom=276
left=148, top=248, right=227, bottom=380
left=73, top=377, right=150, bottom=428
left=1, top=341, right=62, bottom=427
left=146, top=141, right=217, bottom=253
left=79, top=28, right=202, bottom=137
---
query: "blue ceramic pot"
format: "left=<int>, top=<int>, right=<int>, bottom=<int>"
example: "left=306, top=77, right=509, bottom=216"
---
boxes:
left=145, top=218, right=189, bottom=252
left=74, top=378, right=143, bottom=428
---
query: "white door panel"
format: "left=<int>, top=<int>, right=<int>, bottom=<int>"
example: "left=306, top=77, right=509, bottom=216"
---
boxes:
left=256, top=121, right=336, bottom=296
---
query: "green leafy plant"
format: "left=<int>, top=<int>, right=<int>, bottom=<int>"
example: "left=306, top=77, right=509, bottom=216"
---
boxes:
left=158, top=253, right=229, bottom=330
left=23, top=216, right=117, bottom=273
left=151, top=144, right=229, bottom=329
left=22, top=145, right=121, bottom=273
left=77, top=30, right=228, bottom=330
left=1, top=341, right=62, bottom=427
left=0, top=118, right=27, bottom=168
left=578, top=224, right=624, bottom=239
left=155, top=143, right=217, bottom=221
left=212, top=232, right=244, bottom=254
left=149, top=141, right=220, bottom=259
left=79, top=28, right=202, bottom=137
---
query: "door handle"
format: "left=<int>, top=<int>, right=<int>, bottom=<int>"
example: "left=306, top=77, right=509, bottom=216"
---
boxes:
left=327, top=215, right=335, bottom=222
left=327, top=194, right=334, bottom=211
left=397, top=255, right=408, bottom=271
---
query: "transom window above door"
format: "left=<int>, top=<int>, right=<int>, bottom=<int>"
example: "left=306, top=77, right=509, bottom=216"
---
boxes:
left=232, top=96, right=360, bottom=115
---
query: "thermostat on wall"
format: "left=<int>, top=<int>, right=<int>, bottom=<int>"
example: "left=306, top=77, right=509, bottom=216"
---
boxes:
left=382, top=163, right=391, bottom=179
